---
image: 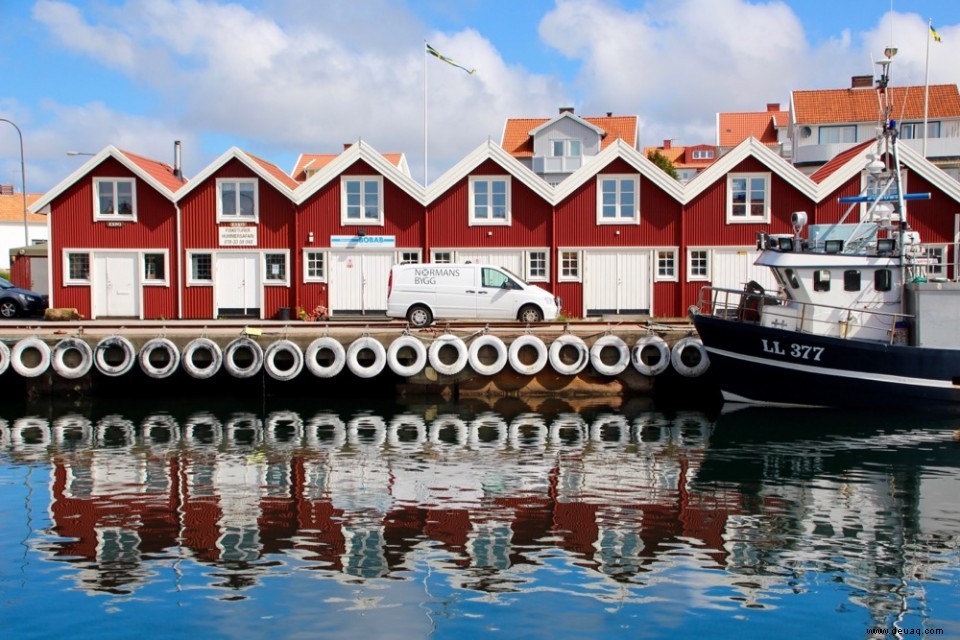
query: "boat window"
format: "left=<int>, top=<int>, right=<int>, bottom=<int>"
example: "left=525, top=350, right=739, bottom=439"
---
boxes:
left=875, top=269, right=892, bottom=292
left=784, top=269, right=801, bottom=289
left=843, top=270, right=861, bottom=291
left=813, top=270, right=831, bottom=292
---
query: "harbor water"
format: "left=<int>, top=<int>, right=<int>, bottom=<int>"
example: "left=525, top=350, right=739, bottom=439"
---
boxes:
left=1, top=396, right=958, bottom=639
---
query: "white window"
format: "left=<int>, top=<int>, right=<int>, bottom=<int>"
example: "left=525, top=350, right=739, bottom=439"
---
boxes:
left=558, top=250, right=581, bottom=282
left=65, top=251, right=90, bottom=285
left=901, top=121, right=940, bottom=139
left=398, top=251, right=420, bottom=265
left=818, top=126, right=856, bottom=144
left=925, top=245, right=947, bottom=276
left=304, top=250, right=326, bottom=282
left=341, top=177, right=383, bottom=225
left=217, top=179, right=258, bottom=221
left=655, top=249, right=678, bottom=282
left=597, top=175, right=639, bottom=224
left=526, top=251, right=548, bottom=282
left=691, top=149, right=714, bottom=160
left=727, top=173, right=770, bottom=223
left=432, top=251, right=453, bottom=264
left=94, top=178, right=136, bottom=220
left=264, top=252, right=289, bottom=285
left=469, top=177, right=510, bottom=225
left=188, top=252, right=212, bottom=285
left=688, top=250, right=710, bottom=281
left=552, top=139, right=581, bottom=158
left=143, top=252, right=168, bottom=285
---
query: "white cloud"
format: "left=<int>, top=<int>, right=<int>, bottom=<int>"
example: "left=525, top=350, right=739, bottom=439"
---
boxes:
left=32, top=0, right=138, bottom=72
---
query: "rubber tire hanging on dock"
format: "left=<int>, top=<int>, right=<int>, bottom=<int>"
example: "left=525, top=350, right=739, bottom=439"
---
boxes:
left=51, top=337, right=94, bottom=379
left=94, top=336, right=137, bottom=377
left=508, top=335, right=548, bottom=376
left=467, top=334, right=508, bottom=376
left=386, top=335, right=427, bottom=377
left=346, top=337, right=387, bottom=378
left=670, top=336, right=710, bottom=377
left=428, top=335, right=469, bottom=376
left=548, top=334, right=590, bottom=376
left=181, top=338, right=223, bottom=379
left=631, top=335, right=671, bottom=377
left=11, top=337, right=51, bottom=378
left=264, top=339, right=305, bottom=381
left=589, top=335, right=630, bottom=376
left=223, top=337, right=264, bottom=379
left=138, top=338, right=181, bottom=379
left=305, top=337, right=346, bottom=378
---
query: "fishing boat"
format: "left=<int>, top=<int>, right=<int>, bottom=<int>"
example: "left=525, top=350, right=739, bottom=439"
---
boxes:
left=690, top=50, right=960, bottom=408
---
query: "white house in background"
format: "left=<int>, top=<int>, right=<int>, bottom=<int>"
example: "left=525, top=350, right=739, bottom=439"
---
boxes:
left=791, top=78, right=960, bottom=180
left=0, top=188, right=46, bottom=269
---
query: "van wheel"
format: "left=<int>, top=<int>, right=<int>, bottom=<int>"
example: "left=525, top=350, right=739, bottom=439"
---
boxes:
left=407, top=305, right=433, bottom=327
left=518, top=305, right=543, bottom=323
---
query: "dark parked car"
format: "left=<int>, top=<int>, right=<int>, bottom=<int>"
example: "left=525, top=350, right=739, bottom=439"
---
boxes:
left=0, top=277, right=48, bottom=319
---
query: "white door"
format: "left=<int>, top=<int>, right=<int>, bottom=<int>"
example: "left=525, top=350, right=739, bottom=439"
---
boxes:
left=93, top=252, right=139, bottom=318
left=330, top=251, right=394, bottom=314
left=31, top=258, right=49, bottom=295
left=583, top=250, right=650, bottom=316
left=712, top=248, right=778, bottom=292
left=216, top=252, right=260, bottom=317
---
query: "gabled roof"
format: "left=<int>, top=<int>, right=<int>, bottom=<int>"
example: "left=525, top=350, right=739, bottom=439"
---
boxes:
left=30, top=146, right=184, bottom=213
left=684, top=137, right=818, bottom=203
left=174, top=147, right=298, bottom=201
left=293, top=140, right=424, bottom=205
left=641, top=144, right=718, bottom=169
left=426, top=139, right=553, bottom=204
left=555, top=139, right=685, bottom=204
left=717, top=109, right=788, bottom=147
left=291, top=151, right=409, bottom=182
left=809, top=140, right=874, bottom=185
left=793, top=84, right=960, bottom=124
left=528, top=111, right=606, bottom=137
left=501, top=114, right=638, bottom=158
left=0, top=193, right=45, bottom=223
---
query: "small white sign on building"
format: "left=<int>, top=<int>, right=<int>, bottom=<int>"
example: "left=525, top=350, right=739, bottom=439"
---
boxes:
left=219, top=225, right=258, bottom=247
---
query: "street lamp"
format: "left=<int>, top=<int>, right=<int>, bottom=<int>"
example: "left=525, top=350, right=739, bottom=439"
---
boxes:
left=0, top=118, right=29, bottom=246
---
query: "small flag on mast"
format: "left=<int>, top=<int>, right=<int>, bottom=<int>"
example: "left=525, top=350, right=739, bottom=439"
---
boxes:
left=426, top=43, right=476, bottom=74
left=930, top=24, right=943, bottom=43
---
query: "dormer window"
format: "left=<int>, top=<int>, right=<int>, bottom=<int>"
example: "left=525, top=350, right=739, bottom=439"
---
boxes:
left=341, top=177, right=383, bottom=225
left=552, top=139, right=581, bottom=158
left=94, top=178, right=136, bottom=221
left=691, top=149, right=714, bottom=160
left=597, top=175, right=639, bottom=224
left=217, top=178, right=258, bottom=222
left=469, top=176, right=510, bottom=225
left=727, top=173, right=770, bottom=223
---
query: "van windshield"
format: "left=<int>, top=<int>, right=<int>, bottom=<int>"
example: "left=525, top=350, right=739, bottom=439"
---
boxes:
left=482, top=267, right=522, bottom=290
left=499, top=267, right=528, bottom=285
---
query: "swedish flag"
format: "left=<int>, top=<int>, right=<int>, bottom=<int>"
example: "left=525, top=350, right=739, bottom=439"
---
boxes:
left=930, top=24, right=943, bottom=43
left=426, top=43, right=476, bottom=74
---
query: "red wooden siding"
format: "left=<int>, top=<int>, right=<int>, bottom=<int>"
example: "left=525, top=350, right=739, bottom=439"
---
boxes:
left=8, top=254, right=31, bottom=291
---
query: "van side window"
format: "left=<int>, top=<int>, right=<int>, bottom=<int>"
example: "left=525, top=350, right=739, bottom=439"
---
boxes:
left=482, top=268, right=514, bottom=289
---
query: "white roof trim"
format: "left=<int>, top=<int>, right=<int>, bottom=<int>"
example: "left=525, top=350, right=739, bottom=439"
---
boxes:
left=528, top=111, right=606, bottom=137
left=425, top=140, right=553, bottom=205
left=293, top=140, right=424, bottom=205
left=554, top=139, right=684, bottom=204
left=29, top=145, right=177, bottom=213
left=174, top=147, right=295, bottom=201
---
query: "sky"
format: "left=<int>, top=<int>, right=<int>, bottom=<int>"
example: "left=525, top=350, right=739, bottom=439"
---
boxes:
left=1, top=0, right=958, bottom=194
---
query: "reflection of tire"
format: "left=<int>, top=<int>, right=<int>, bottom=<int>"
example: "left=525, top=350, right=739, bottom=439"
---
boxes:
left=631, top=335, right=671, bottom=377
left=407, top=305, right=433, bottom=328
left=518, top=305, right=543, bottom=323
left=139, top=338, right=181, bottom=379
left=52, top=338, right=94, bottom=379
left=0, top=299, right=21, bottom=319
left=590, top=335, right=630, bottom=376
left=671, top=337, right=710, bottom=377
left=95, top=336, right=137, bottom=377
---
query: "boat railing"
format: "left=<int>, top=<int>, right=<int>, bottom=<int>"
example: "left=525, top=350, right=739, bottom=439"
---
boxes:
left=695, top=286, right=913, bottom=345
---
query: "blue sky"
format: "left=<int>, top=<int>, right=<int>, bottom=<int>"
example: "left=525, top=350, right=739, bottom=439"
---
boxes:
left=1, top=0, right=958, bottom=193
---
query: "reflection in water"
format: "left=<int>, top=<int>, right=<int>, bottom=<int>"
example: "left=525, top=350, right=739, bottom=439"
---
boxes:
left=1, top=401, right=959, bottom=636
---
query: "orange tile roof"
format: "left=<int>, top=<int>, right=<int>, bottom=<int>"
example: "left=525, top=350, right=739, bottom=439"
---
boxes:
left=793, top=84, right=960, bottom=124
left=809, top=140, right=873, bottom=183
left=0, top=193, right=45, bottom=223
left=121, top=149, right=187, bottom=192
left=291, top=152, right=407, bottom=182
left=501, top=115, right=638, bottom=158
left=642, top=144, right=719, bottom=169
left=718, top=111, right=788, bottom=147
left=246, top=152, right=300, bottom=190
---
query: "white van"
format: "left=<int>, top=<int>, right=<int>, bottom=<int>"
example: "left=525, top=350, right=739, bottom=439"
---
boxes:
left=386, top=263, right=561, bottom=327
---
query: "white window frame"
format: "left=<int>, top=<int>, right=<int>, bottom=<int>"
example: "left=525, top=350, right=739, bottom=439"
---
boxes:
left=558, top=249, right=582, bottom=283
left=340, top=176, right=384, bottom=226
left=526, top=250, right=549, bottom=282
left=900, top=121, right=941, bottom=140
left=142, top=250, right=169, bottom=286
left=726, top=173, right=770, bottom=223
left=303, top=249, right=327, bottom=283
left=818, top=125, right=857, bottom=144
left=216, top=178, right=259, bottom=223
left=691, top=149, right=714, bottom=160
left=64, top=251, right=91, bottom=285
left=187, top=251, right=213, bottom=286
left=552, top=139, right=582, bottom=158
left=469, top=176, right=511, bottom=226
left=263, top=251, right=290, bottom=286
left=655, top=248, right=678, bottom=282
left=397, top=250, right=421, bottom=265
left=688, top=249, right=710, bottom=282
left=924, top=244, right=947, bottom=276
left=432, top=250, right=453, bottom=264
left=596, top=175, right=639, bottom=225
left=93, top=178, right=137, bottom=221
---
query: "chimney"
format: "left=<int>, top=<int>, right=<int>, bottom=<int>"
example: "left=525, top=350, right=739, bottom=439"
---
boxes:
left=766, top=103, right=780, bottom=112
left=606, top=111, right=613, bottom=117
left=663, top=139, right=671, bottom=150
left=851, top=75, right=873, bottom=89
left=173, top=140, right=183, bottom=181
left=559, top=106, right=575, bottom=114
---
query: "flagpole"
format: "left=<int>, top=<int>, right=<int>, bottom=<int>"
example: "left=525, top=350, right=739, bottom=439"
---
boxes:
left=423, top=40, right=428, bottom=186
left=923, top=18, right=932, bottom=157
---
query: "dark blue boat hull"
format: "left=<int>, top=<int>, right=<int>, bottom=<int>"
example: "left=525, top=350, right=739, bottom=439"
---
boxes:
left=692, top=314, right=960, bottom=407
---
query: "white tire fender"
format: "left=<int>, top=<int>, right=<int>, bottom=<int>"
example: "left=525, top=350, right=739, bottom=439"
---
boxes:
left=347, top=337, right=387, bottom=378
left=590, top=335, right=630, bottom=376
left=11, top=337, right=51, bottom=378
left=264, top=339, right=304, bottom=381
left=631, top=335, right=671, bottom=377
left=139, top=338, right=181, bottom=379
left=95, top=336, right=137, bottom=377
left=223, top=337, right=264, bottom=378
left=671, top=336, right=710, bottom=377
left=468, top=334, right=508, bottom=376
left=305, top=337, right=346, bottom=378
left=51, top=337, right=94, bottom=379
left=508, top=335, right=548, bottom=376
left=181, top=338, right=223, bottom=379
left=548, top=334, right=589, bottom=376
left=386, top=335, right=427, bottom=377
left=428, top=335, right=469, bottom=376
